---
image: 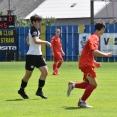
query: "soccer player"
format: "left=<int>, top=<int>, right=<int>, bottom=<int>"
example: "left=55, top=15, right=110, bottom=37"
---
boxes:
left=67, top=22, right=112, bottom=108
left=18, top=14, right=51, bottom=99
left=51, top=29, right=65, bottom=75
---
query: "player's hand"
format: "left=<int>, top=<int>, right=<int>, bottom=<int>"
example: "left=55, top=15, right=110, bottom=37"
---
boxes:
left=51, top=52, right=54, bottom=56
left=46, top=42, right=51, bottom=47
left=61, top=51, right=65, bottom=56
left=95, top=62, right=101, bottom=68
left=106, top=52, right=112, bottom=57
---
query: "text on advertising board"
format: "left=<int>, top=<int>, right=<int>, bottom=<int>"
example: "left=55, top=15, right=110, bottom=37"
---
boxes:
left=0, top=30, right=17, bottom=52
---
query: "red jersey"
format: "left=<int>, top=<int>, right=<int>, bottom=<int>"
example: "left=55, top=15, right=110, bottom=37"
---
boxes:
left=51, top=36, right=62, bottom=54
left=79, top=32, right=99, bottom=69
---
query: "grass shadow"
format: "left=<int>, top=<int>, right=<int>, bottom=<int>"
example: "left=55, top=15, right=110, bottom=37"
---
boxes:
left=31, top=98, right=40, bottom=100
left=6, top=98, right=40, bottom=101
left=63, top=106, right=91, bottom=110
left=6, top=99, right=24, bottom=101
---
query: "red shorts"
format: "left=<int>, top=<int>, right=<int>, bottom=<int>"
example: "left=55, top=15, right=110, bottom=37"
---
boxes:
left=53, top=54, right=63, bottom=62
left=80, top=67, right=96, bottom=83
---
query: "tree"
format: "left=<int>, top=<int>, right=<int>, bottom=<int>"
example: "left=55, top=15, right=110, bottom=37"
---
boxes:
left=0, top=10, right=3, bottom=15
left=16, top=15, right=31, bottom=27
left=41, top=17, right=56, bottom=26
left=16, top=15, right=56, bottom=27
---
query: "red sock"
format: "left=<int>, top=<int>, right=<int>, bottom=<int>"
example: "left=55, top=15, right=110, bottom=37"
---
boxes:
left=57, top=61, right=62, bottom=68
left=53, top=64, right=57, bottom=71
left=75, top=82, right=89, bottom=89
left=81, top=84, right=96, bottom=101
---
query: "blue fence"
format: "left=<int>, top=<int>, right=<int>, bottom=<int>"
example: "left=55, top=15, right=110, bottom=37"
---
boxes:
left=0, top=24, right=117, bottom=62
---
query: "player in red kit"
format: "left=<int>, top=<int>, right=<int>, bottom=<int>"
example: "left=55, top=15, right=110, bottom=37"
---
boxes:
left=51, top=29, right=65, bottom=75
left=67, top=22, right=112, bottom=108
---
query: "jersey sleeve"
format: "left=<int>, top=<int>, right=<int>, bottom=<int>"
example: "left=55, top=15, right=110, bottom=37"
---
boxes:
left=30, top=26, right=38, bottom=38
left=89, top=37, right=99, bottom=51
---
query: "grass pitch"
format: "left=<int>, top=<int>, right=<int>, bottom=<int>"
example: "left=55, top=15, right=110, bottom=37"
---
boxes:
left=0, top=62, right=117, bottom=117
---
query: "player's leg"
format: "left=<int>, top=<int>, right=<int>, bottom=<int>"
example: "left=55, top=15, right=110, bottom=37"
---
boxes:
left=18, top=55, right=35, bottom=99
left=56, top=55, right=63, bottom=74
left=78, top=76, right=97, bottom=108
left=36, top=65, right=48, bottom=99
left=78, top=68, right=97, bottom=108
left=52, top=56, right=57, bottom=75
left=18, top=70, right=33, bottom=99
left=56, top=60, right=62, bottom=75
left=53, top=61, right=57, bottom=75
left=36, top=56, right=48, bottom=99
left=67, top=81, right=89, bottom=97
left=80, top=75, right=97, bottom=101
left=67, top=74, right=89, bottom=97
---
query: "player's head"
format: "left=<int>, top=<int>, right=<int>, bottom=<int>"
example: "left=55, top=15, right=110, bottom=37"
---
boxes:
left=30, top=14, right=42, bottom=28
left=95, top=22, right=105, bottom=35
left=56, top=29, right=61, bottom=37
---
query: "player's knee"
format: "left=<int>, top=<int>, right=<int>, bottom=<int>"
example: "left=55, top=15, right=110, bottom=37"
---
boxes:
left=42, top=71, right=48, bottom=76
left=91, top=82, right=98, bottom=88
left=25, top=72, right=32, bottom=78
left=94, top=83, right=98, bottom=88
left=93, top=79, right=98, bottom=88
left=86, top=74, right=97, bottom=87
left=95, top=84, right=98, bottom=88
left=54, top=62, right=57, bottom=64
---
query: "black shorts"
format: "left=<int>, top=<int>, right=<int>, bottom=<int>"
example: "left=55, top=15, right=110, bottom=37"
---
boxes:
left=25, top=55, right=46, bottom=71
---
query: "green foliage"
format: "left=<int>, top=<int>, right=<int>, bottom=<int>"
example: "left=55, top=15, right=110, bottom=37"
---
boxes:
left=16, top=15, right=56, bottom=27
left=16, top=15, right=31, bottom=27
left=42, top=17, right=56, bottom=26
left=0, top=10, right=3, bottom=15
left=0, top=62, right=117, bottom=117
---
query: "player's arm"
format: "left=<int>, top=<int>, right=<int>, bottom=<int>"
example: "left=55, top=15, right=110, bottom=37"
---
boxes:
left=60, top=40, right=65, bottom=55
left=61, top=47, right=65, bottom=56
left=92, top=50, right=112, bottom=57
left=51, top=46, right=54, bottom=56
left=31, top=28, right=51, bottom=47
left=26, top=36, right=30, bottom=46
left=93, top=60, right=101, bottom=68
left=33, top=37, right=51, bottom=47
left=50, top=38, right=54, bottom=56
left=89, top=38, right=112, bottom=57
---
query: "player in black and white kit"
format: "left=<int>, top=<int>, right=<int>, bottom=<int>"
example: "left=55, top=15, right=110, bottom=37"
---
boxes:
left=18, top=14, right=51, bottom=99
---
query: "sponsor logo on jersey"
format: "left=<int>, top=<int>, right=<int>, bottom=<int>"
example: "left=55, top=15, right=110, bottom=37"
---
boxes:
left=33, top=31, right=37, bottom=36
left=30, top=65, right=34, bottom=68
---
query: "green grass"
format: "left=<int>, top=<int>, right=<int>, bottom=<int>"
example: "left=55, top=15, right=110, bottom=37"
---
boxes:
left=0, top=62, right=117, bottom=117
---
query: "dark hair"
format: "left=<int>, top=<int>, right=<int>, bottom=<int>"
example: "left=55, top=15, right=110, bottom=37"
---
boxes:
left=95, top=22, right=105, bottom=31
left=30, top=14, right=42, bottom=24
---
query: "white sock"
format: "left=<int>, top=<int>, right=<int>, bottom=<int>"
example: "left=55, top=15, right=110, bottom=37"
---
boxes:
left=72, top=83, right=75, bottom=88
left=80, top=99, right=85, bottom=102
